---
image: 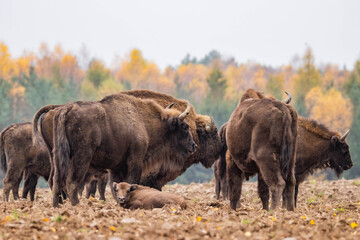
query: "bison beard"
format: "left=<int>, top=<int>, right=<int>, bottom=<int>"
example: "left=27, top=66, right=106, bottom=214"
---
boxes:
left=226, top=97, right=298, bottom=211
left=48, top=94, right=195, bottom=207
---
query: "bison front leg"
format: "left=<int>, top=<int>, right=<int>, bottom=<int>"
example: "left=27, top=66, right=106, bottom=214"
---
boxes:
left=85, top=180, right=97, bottom=199
left=221, top=176, right=228, bottom=200
left=22, top=172, right=39, bottom=201
left=226, top=160, right=244, bottom=210
left=258, top=173, right=270, bottom=210
left=215, top=177, right=221, bottom=200
left=98, top=176, right=107, bottom=201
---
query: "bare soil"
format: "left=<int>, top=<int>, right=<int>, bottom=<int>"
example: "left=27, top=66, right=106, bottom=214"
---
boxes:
left=1, top=179, right=360, bottom=240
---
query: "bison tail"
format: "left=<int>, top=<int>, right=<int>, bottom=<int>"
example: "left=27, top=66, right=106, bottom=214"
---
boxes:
left=53, top=106, right=72, bottom=184
left=32, top=104, right=61, bottom=147
left=280, top=111, right=298, bottom=180
left=0, top=124, right=15, bottom=173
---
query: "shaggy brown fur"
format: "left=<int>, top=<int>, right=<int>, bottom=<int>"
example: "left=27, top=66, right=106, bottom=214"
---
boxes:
left=113, top=182, right=187, bottom=210
left=33, top=90, right=221, bottom=193
left=118, top=90, right=222, bottom=189
left=213, top=122, right=228, bottom=200
left=226, top=89, right=298, bottom=211
left=34, top=94, right=196, bottom=207
left=0, top=123, right=50, bottom=201
left=216, top=90, right=352, bottom=209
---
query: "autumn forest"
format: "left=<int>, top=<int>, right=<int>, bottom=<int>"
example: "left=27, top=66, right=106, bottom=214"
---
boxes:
left=0, top=42, right=359, bottom=184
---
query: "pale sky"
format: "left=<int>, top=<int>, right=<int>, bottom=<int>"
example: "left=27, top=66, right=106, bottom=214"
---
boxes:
left=1, top=0, right=360, bottom=70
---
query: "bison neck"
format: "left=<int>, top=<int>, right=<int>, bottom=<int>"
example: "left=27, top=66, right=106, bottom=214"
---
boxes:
left=295, top=126, right=332, bottom=183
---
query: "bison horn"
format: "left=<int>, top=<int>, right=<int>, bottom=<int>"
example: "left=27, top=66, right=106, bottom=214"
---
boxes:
left=340, top=129, right=350, bottom=141
left=282, top=91, right=291, bottom=104
left=166, top=103, right=175, bottom=109
left=178, top=101, right=191, bottom=120
left=206, top=116, right=215, bottom=133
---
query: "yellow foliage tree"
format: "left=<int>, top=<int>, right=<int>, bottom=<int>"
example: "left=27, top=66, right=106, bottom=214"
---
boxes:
left=0, top=42, right=18, bottom=82
left=175, top=63, right=208, bottom=102
left=224, top=65, right=246, bottom=101
left=116, top=49, right=175, bottom=94
left=305, top=87, right=353, bottom=132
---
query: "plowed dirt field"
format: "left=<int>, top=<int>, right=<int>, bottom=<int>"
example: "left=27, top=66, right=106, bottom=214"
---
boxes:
left=1, top=179, right=360, bottom=240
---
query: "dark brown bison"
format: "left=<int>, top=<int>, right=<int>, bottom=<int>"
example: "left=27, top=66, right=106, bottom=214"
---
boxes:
left=226, top=94, right=298, bottom=211
left=0, top=123, right=50, bottom=201
left=213, top=122, right=228, bottom=200
left=34, top=94, right=196, bottom=207
left=113, top=182, right=187, bottom=210
left=122, top=90, right=222, bottom=189
left=33, top=90, right=222, bottom=192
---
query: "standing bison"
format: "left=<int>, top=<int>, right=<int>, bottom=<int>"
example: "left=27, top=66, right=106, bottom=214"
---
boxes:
left=122, top=90, right=222, bottom=189
left=226, top=93, right=298, bottom=211
left=1, top=123, right=50, bottom=201
left=33, top=90, right=222, bottom=192
left=34, top=94, right=196, bottom=207
left=214, top=122, right=228, bottom=200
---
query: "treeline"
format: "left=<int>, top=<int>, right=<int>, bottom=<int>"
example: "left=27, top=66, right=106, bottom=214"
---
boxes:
left=0, top=42, right=359, bottom=184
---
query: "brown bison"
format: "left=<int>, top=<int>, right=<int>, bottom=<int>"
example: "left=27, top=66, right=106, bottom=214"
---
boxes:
left=122, top=90, right=222, bottom=189
left=33, top=90, right=222, bottom=192
left=215, top=90, right=353, bottom=209
left=226, top=93, right=298, bottom=211
left=0, top=123, right=50, bottom=201
left=213, top=122, right=228, bottom=200
left=113, top=182, right=187, bottom=210
left=35, top=94, right=196, bottom=207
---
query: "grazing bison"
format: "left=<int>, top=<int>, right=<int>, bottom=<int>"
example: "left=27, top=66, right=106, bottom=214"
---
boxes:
left=113, top=182, right=187, bottom=210
left=122, top=90, right=222, bottom=189
left=0, top=123, right=50, bottom=201
left=35, top=94, right=196, bottom=207
left=213, top=123, right=228, bottom=200
left=226, top=93, right=298, bottom=211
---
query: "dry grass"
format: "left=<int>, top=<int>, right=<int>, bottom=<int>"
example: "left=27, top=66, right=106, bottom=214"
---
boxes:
left=1, top=179, right=360, bottom=240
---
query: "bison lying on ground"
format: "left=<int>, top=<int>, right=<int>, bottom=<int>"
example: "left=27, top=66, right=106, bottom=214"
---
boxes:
left=226, top=91, right=298, bottom=211
left=34, top=94, right=196, bottom=207
left=113, top=182, right=187, bottom=210
left=0, top=123, right=50, bottom=201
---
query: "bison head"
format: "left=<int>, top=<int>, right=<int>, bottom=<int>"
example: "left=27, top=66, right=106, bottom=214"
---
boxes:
left=329, top=130, right=353, bottom=177
left=113, top=182, right=138, bottom=205
left=194, top=116, right=222, bottom=168
left=165, top=101, right=197, bottom=159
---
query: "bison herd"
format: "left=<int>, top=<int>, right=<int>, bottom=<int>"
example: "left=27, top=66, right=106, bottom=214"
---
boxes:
left=0, top=88, right=353, bottom=211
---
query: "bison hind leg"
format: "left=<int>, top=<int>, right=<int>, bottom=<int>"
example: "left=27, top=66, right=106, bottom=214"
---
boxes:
left=215, top=178, right=221, bottom=200
left=258, top=173, right=270, bottom=211
left=226, top=160, right=244, bottom=210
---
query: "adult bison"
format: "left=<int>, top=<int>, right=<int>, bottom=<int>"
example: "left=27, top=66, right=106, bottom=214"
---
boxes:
left=226, top=93, right=298, bottom=211
left=0, top=123, right=50, bottom=201
left=35, top=94, right=196, bottom=207
left=122, top=90, right=222, bottom=189
left=34, top=90, right=222, bottom=192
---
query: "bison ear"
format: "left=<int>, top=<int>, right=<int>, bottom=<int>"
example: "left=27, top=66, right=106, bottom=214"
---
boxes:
left=130, top=184, right=138, bottom=191
left=167, top=117, right=180, bottom=132
left=331, top=136, right=339, bottom=146
left=112, top=183, right=118, bottom=192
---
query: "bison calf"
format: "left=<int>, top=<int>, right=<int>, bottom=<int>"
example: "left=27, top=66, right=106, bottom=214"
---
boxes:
left=113, top=182, right=187, bottom=210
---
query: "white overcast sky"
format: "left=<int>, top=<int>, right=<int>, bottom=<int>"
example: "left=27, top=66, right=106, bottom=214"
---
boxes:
left=1, top=0, right=360, bottom=70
